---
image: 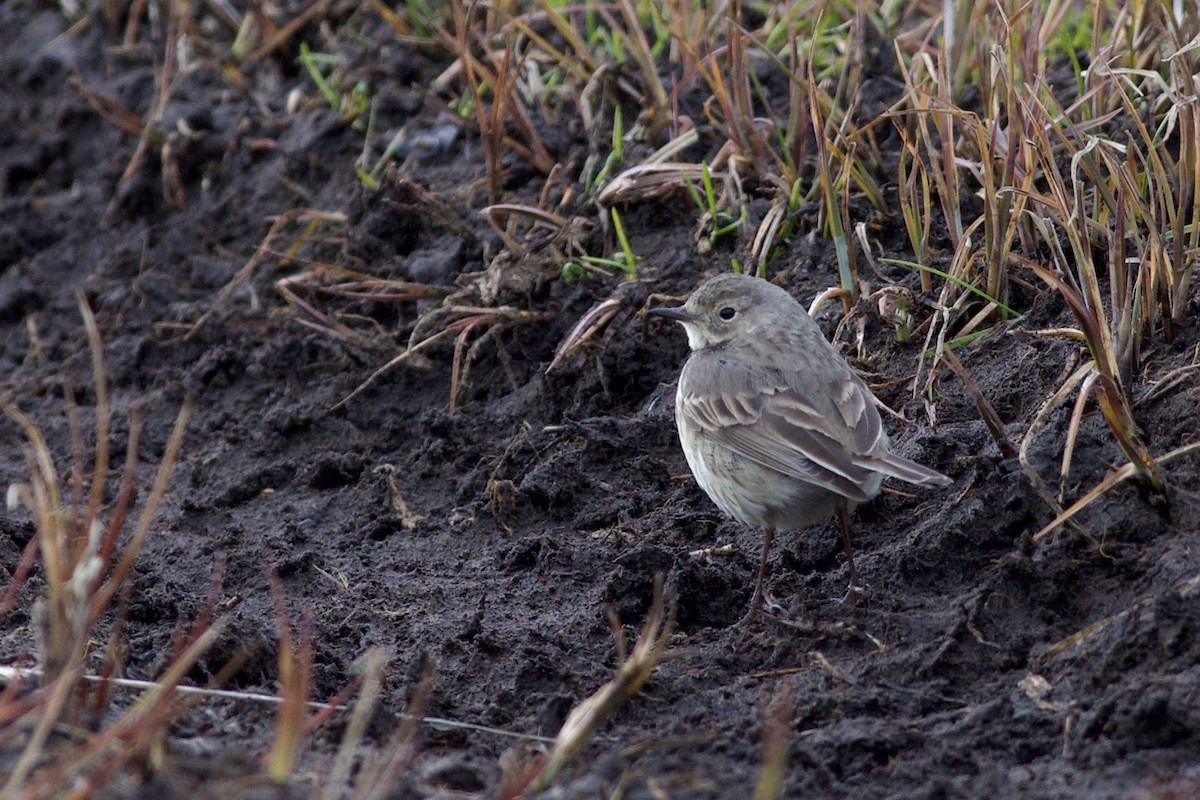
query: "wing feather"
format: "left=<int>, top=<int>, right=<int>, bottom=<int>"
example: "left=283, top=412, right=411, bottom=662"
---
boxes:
left=679, top=381, right=877, bottom=502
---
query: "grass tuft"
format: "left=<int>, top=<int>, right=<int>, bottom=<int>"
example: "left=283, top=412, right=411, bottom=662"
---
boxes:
left=1, top=296, right=196, bottom=797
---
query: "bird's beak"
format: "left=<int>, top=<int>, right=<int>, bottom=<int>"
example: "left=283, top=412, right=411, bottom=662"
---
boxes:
left=648, top=306, right=692, bottom=323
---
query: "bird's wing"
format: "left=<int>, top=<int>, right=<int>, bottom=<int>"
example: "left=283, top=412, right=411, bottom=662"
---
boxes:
left=679, top=376, right=879, bottom=502
left=818, top=371, right=951, bottom=488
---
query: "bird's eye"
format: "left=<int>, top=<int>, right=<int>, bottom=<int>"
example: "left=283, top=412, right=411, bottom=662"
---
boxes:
left=718, top=306, right=736, bottom=321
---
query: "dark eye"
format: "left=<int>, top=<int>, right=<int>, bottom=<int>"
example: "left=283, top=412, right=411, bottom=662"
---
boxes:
left=718, top=306, right=736, bottom=321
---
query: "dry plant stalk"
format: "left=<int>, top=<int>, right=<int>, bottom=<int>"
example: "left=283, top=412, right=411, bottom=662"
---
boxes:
left=500, top=576, right=674, bottom=798
left=448, top=3, right=553, bottom=201
left=266, top=575, right=315, bottom=782
left=321, top=649, right=387, bottom=800
left=267, top=580, right=412, bottom=791
left=350, top=659, right=436, bottom=800
left=753, top=680, right=793, bottom=800
left=1, top=294, right=194, bottom=798
left=1031, top=440, right=1200, bottom=543
left=884, top=0, right=1197, bottom=517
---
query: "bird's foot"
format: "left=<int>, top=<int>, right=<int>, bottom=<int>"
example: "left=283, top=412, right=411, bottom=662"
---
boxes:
left=735, top=593, right=855, bottom=635
left=735, top=589, right=787, bottom=628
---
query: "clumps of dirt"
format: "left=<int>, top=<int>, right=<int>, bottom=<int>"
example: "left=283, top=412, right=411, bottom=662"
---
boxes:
left=2, top=2, right=1199, bottom=799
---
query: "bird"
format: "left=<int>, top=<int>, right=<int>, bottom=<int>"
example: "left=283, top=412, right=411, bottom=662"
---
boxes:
left=649, top=272, right=951, bottom=625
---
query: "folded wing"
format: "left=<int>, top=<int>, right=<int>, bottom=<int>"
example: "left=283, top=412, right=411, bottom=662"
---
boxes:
left=679, top=372, right=949, bottom=501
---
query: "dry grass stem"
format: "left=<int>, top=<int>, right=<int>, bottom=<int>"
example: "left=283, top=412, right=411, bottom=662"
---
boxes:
left=500, top=576, right=674, bottom=796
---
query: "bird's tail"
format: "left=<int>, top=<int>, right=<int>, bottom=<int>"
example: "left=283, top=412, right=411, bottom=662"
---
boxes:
left=870, top=452, right=953, bottom=487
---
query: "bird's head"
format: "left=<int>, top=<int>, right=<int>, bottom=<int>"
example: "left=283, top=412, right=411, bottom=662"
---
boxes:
left=648, top=273, right=795, bottom=350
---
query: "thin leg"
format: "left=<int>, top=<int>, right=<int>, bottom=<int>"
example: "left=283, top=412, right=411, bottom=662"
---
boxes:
left=837, top=506, right=866, bottom=604
left=737, top=528, right=775, bottom=627
left=837, top=506, right=859, bottom=587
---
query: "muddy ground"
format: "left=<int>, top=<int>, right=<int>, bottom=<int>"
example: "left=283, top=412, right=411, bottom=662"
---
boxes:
left=3, top=3, right=1200, bottom=799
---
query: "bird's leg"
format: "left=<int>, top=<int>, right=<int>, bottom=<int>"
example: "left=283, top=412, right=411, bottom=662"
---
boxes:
left=837, top=506, right=859, bottom=586
left=837, top=506, right=868, bottom=605
left=737, top=528, right=776, bottom=626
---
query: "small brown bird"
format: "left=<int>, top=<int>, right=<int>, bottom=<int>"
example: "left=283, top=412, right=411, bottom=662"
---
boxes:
left=650, top=273, right=951, bottom=624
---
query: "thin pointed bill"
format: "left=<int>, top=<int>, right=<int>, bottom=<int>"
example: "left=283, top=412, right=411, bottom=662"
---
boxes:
left=648, top=306, right=692, bottom=322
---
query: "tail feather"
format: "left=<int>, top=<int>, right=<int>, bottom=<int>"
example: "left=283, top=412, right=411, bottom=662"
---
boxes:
left=869, top=452, right=953, bottom=487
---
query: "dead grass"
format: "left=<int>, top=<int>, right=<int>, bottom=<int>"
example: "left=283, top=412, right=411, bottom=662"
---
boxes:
left=12, top=0, right=1200, bottom=794
left=352, top=0, right=1196, bottom=531
left=1, top=296, right=196, bottom=797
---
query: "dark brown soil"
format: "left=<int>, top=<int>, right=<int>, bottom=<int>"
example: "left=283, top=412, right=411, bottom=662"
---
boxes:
left=3, top=4, right=1200, bottom=799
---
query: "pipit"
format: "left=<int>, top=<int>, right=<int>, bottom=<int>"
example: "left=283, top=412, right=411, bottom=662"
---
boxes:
left=650, top=273, right=951, bottom=625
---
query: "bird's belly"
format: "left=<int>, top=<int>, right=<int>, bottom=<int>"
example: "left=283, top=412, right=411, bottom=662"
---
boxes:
left=681, top=434, right=845, bottom=531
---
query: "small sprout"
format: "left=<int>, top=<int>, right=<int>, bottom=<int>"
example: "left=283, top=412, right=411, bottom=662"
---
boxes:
left=609, top=207, right=637, bottom=278
left=877, top=287, right=917, bottom=343
left=297, top=42, right=371, bottom=131
left=586, top=105, right=624, bottom=196
left=561, top=261, right=585, bottom=283
left=689, top=162, right=746, bottom=253
left=882, top=258, right=1021, bottom=320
